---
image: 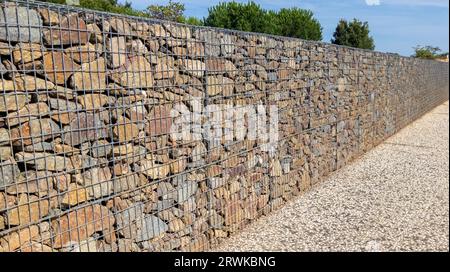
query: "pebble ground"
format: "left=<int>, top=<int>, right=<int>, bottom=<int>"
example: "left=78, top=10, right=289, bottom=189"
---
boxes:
left=215, top=101, right=449, bottom=252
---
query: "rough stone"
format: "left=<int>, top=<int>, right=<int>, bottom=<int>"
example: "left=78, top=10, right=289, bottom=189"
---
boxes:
left=12, top=43, right=44, bottom=64
left=71, top=57, right=107, bottom=91
left=113, top=116, right=140, bottom=142
left=63, top=112, right=107, bottom=146
left=110, top=55, right=154, bottom=88
left=0, top=225, right=40, bottom=252
left=51, top=204, right=114, bottom=248
left=139, top=159, right=170, bottom=180
left=0, top=6, right=42, bottom=43
left=43, top=14, right=89, bottom=45
left=107, top=37, right=127, bottom=68
left=61, top=183, right=89, bottom=206
left=0, top=159, right=21, bottom=188
left=6, top=194, right=50, bottom=226
left=5, top=102, right=50, bottom=127
left=65, top=43, right=102, bottom=63
left=90, top=140, right=112, bottom=158
left=0, top=93, right=30, bottom=112
left=74, top=167, right=112, bottom=199
left=77, top=93, right=109, bottom=111
left=43, top=52, right=80, bottom=84
left=145, top=105, right=172, bottom=137
left=38, top=8, right=60, bottom=25
left=177, top=59, right=205, bottom=78
left=10, top=118, right=60, bottom=146
left=15, top=152, right=76, bottom=172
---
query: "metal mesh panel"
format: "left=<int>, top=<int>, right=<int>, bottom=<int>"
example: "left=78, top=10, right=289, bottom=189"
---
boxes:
left=0, top=0, right=448, bottom=252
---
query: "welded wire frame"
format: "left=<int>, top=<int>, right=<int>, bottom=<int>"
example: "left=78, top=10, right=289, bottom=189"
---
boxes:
left=0, top=0, right=449, bottom=252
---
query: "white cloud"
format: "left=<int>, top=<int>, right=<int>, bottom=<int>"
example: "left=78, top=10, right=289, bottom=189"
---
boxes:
left=365, top=0, right=381, bottom=6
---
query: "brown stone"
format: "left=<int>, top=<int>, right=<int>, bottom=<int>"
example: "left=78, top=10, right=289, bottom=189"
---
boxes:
left=6, top=194, right=50, bottom=226
left=5, top=102, right=50, bottom=127
left=113, top=116, right=140, bottom=142
left=145, top=105, right=172, bottom=137
left=15, top=152, right=76, bottom=172
left=53, top=143, right=80, bottom=155
left=5, top=172, right=51, bottom=195
left=0, top=225, right=39, bottom=252
left=168, top=218, right=185, bottom=232
left=207, top=165, right=222, bottom=178
left=65, top=43, right=102, bottom=63
left=177, top=59, right=205, bottom=78
left=206, top=76, right=234, bottom=96
left=43, top=52, right=80, bottom=84
left=51, top=204, right=115, bottom=248
left=61, top=183, right=89, bottom=206
left=10, top=118, right=60, bottom=146
left=71, top=57, right=107, bottom=91
left=50, top=111, right=78, bottom=125
left=87, top=23, right=103, bottom=44
left=0, top=93, right=30, bottom=112
left=224, top=201, right=244, bottom=226
left=0, top=192, right=15, bottom=211
left=43, top=14, right=89, bottom=45
left=77, top=93, right=109, bottom=111
left=170, top=158, right=187, bottom=174
left=63, top=112, right=107, bottom=146
left=15, top=75, right=55, bottom=91
left=109, top=18, right=132, bottom=34
left=110, top=55, right=154, bottom=88
left=12, top=43, right=44, bottom=64
left=139, top=159, right=170, bottom=180
left=154, top=58, right=175, bottom=79
left=0, top=41, right=12, bottom=55
left=38, top=8, right=60, bottom=25
left=107, top=36, right=127, bottom=68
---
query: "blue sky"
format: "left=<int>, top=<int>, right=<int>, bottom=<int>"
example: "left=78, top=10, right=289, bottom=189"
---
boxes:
left=120, top=0, right=449, bottom=56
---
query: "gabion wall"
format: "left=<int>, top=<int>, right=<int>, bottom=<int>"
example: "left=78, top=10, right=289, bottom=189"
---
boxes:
left=0, top=0, right=448, bottom=252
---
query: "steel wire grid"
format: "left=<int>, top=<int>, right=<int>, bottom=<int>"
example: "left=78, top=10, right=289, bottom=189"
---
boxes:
left=0, top=0, right=448, bottom=252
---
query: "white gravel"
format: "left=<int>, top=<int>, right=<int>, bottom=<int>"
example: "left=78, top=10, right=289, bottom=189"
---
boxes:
left=215, top=101, right=449, bottom=252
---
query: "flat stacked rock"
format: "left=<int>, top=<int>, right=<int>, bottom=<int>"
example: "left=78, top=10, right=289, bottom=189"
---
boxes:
left=0, top=2, right=448, bottom=252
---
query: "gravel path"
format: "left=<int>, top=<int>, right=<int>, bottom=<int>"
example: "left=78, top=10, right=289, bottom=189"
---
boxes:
left=215, top=101, right=449, bottom=252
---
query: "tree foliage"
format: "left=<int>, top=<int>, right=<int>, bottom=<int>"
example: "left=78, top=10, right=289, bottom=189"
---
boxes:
left=204, top=1, right=322, bottom=41
left=412, top=45, right=447, bottom=59
left=274, top=8, right=322, bottom=40
left=331, top=19, right=375, bottom=50
left=146, top=0, right=185, bottom=22
left=204, top=1, right=268, bottom=33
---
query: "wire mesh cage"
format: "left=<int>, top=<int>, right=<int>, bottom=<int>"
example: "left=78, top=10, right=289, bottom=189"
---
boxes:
left=0, top=0, right=448, bottom=252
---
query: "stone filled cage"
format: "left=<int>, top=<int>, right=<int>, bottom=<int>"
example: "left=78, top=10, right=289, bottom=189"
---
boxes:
left=0, top=0, right=448, bottom=252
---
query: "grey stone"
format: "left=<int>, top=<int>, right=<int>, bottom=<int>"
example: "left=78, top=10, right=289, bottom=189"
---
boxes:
left=48, top=98, right=81, bottom=111
left=0, top=6, right=42, bottom=43
left=268, top=72, right=278, bottom=81
left=90, top=140, right=112, bottom=158
left=193, top=29, right=220, bottom=56
left=136, top=215, right=169, bottom=242
left=175, top=180, right=198, bottom=203
left=0, top=158, right=21, bottom=188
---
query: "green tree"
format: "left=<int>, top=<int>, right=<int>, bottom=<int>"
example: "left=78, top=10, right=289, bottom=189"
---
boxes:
left=181, top=16, right=204, bottom=26
left=146, top=0, right=185, bottom=22
left=331, top=19, right=375, bottom=50
left=204, top=1, right=269, bottom=33
left=275, top=8, right=322, bottom=40
left=412, top=45, right=444, bottom=59
left=204, top=1, right=322, bottom=40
